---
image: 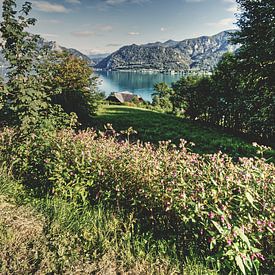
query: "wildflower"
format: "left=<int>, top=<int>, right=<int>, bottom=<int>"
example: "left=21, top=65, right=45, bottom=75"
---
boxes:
left=226, top=238, right=232, bottom=246
left=256, top=253, right=265, bottom=261
left=208, top=212, right=215, bottom=219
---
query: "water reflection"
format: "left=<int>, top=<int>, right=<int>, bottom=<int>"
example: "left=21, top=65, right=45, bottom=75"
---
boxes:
left=95, top=71, right=183, bottom=102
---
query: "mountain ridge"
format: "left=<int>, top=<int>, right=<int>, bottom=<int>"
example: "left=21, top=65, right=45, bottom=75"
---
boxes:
left=0, top=38, right=93, bottom=71
left=95, top=30, right=238, bottom=71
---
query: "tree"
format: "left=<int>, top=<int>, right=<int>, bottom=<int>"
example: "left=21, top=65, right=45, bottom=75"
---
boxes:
left=171, top=76, right=211, bottom=120
left=39, top=52, right=99, bottom=123
left=0, top=0, right=52, bottom=130
left=232, top=0, right=275, bottom=139
left=211, top=53, right=244, bottom=129
left=152, top=82, right=173, bottom=112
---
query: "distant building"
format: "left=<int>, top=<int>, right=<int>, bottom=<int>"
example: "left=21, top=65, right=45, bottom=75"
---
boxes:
left=106, top=91, right=144, bottom=104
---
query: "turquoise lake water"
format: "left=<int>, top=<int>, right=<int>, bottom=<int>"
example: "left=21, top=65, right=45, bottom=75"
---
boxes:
left=95, top=71, right=183, bottom=102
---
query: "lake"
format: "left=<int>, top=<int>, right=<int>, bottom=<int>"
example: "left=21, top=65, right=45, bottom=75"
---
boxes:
left=95, top=70, right=184, bottom=102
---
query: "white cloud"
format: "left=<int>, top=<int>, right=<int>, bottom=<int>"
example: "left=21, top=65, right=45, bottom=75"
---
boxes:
left=160, top=27, right=167, bottom=32
left=222, top=0, right=239, bottom=14
left=71, top=30, right=95, bottom=37
left=105, top=0, right=149, bottom=6
left=185, top=0, right=205, bottom=2
left=226, top=5, right=238, bottom=13
left=207, top=17, right=236, bottom=28
left=105, top=0, right=126, bottom=4
left=65, top=0, right=81, bottom=4
left=33, top=1, right=70, bottom=13
left=40, top=33, right=59, bottom=38
left=71, top=25, right=113, bottom=37
left=41, top=19, right=61, bottom=24
left=97, top=25, right=113, bottom=32
left=106, top=43, right=122, bottom=47
left=128, top=31, right=140, bottom=35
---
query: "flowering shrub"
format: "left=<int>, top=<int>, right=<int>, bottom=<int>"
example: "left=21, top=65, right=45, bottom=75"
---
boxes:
left=0, top=127, right=274, bottom=274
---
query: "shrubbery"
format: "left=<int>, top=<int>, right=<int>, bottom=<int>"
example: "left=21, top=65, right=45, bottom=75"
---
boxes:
left=1, top=127, right=274, bottom=274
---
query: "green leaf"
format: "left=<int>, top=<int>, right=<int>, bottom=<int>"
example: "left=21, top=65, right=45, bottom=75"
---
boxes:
left=212, top=220, right=223, bottom=234
left=245, top=191, right=258, bottom=209
left=235, top=255, right=246, bottom=275
left=235, top=227, right=251, bottom=248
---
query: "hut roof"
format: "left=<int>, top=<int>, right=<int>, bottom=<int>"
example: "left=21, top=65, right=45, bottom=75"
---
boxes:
left=107, top=91, right=144, bottom=103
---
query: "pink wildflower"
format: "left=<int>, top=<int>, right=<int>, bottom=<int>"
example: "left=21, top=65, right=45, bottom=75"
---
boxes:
left=209, top=212, right=215, bottom=219
left=226, top=239, right=232, bottom=246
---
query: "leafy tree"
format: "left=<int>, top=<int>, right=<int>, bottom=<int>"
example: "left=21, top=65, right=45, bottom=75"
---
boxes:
left=152, top=82, right=173, bottom=112
left=232, top=0, right=275, bottom=139
left=0, top=0, right=52, bottom=130
left=211, top=53, right=244, bottom=128
left=171, top=76, right=211, bottom=120
left=39, top=52, right=99, bottom=123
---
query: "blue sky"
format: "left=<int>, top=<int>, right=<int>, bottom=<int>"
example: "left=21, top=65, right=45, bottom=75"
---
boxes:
left=1, top=0, right=239, bottom=54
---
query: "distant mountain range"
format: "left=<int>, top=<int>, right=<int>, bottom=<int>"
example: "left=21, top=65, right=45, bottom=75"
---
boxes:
left=0, top=38, right=94, bottom=70
left=95, top=30, right=238, bottom=71
left=1, top=30, right=238, bottom=74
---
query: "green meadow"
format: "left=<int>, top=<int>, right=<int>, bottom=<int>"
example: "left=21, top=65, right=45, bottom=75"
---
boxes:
left=90, top=104, right=274, bottom=161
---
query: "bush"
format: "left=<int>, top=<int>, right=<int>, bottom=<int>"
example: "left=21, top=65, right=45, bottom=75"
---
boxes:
left=0, top=127, right=274, bottom=274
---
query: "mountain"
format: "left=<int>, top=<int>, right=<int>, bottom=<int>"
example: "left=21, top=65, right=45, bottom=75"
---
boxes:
left=95, top=44, right=190, bottom=71
left=89, top=53, right=110, bottom=65
left=0, top=38, right=93, bottom=69
left=37, top=40, right=93, bottom=65
left=95, top=30, right=238, bottom=71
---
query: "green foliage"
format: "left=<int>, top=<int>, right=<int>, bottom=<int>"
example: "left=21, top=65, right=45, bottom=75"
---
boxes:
left=169, top=1, right=274, bottom=140
left=0, top=0, right=53, bottom=131
left=0, top=1, right=100, bottom=130
left=0, top=77, right=7, bottom=112
left=171, top=50, right=274, bottom=141
left=0, top=167, right=217, bottom=274
left=152, top=82, right=173, bottom=112
left=91, top=105, right=275, bottom=161
left=39, top=52, right=100, bottom=123
left=172, top=75, right=212, bottom=120
left=0, top=126, right=274, bottom=274
left=231, top=0, right=275, bottom=140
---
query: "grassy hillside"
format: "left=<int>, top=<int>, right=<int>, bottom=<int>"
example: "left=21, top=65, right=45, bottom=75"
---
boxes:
left=90, top=105, right=274, bottom=161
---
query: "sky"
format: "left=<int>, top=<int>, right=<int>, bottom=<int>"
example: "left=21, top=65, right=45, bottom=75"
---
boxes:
left=1, top=0, right=239, bottom=55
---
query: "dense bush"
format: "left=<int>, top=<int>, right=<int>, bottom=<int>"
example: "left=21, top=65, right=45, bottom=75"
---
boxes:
left=0, top=127, right=274, bottom=274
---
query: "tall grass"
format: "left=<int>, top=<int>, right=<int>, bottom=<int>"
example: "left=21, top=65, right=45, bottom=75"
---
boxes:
left=0, top=166, right=217, bottom=274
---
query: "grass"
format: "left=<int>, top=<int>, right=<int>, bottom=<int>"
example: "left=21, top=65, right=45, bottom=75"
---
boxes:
left=0, top=167, right=218, bottom=274
left=90, top=104, right=274, bottom=160
left=1, top=105, right=273, bottom=273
